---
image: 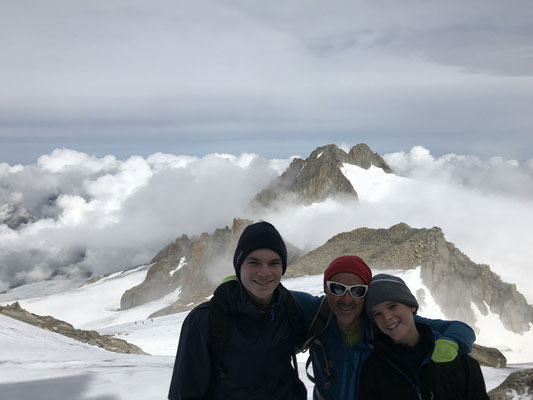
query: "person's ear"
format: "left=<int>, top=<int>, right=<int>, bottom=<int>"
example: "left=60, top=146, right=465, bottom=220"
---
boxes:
left=410, top=306, right=416, bottom=314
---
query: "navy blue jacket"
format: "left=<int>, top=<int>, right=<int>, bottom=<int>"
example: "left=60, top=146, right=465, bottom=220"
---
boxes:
left=168, top=285, right=306, bottom=400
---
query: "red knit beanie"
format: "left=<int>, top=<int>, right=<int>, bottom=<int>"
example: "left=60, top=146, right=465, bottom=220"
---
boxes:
left=323, top=255, right=372, bottom=285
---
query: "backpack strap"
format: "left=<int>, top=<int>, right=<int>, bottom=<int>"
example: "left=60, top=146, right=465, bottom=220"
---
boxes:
left=279, top=284, right=306, bottom=374
left=300, top=297, right=333, bottom=395
left=299, top=296, right=331, bottom=352
left=208, top=279, right=241, bottom=380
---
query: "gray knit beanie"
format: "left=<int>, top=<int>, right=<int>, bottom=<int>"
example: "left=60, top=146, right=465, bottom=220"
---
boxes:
left=365, top=274, right=419, bottom=318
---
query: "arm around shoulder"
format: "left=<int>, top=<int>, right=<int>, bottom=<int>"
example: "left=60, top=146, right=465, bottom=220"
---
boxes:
left=290, top=290, right=323, bottom=327
left=415, top=314, right=476, bottom=354
left=168, top=304, right=212, bottom=400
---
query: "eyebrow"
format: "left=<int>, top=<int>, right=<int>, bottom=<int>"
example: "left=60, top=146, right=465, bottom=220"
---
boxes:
left=244, top=256, right=282, bottom=262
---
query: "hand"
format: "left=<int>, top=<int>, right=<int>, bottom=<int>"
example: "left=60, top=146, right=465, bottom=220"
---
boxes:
left=431, top=339, right=459, bottom=363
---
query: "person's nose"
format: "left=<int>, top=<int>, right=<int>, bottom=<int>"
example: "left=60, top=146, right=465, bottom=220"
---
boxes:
left=382, top=309, right=393, bottom=320
left=256, top=262, right=270, bottom=276
left=341, top=289, right=353, bottom=301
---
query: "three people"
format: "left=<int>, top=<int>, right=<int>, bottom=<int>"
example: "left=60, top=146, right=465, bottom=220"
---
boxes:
left=359, top=274, right=489, bottom=399
left=169, top=221, right=481, bottom=400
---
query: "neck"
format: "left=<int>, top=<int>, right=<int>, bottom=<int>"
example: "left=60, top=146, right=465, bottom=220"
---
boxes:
left=338, top=317, right=362, bottom=331
left=396, top=328, right=421, bottom=347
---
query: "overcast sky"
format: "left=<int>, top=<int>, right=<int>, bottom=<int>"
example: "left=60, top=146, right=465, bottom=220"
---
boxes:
left=1, top=0, right=533, bottom=164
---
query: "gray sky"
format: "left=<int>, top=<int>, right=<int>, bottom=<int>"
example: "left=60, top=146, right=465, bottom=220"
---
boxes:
left=1, top=0, right=533, bottom=164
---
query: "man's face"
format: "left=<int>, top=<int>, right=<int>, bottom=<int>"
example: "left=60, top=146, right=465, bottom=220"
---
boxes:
left=240, top=248, right=283, bottom=306
left=325, top=272, right=366, bottom=330
left=370, top=301, right=419, bottom=346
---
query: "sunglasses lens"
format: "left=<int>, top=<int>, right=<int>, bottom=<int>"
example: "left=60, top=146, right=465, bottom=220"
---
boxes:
left=328, top=282, right=347, bottom=296
left=350, top=286, right=367, bottom=298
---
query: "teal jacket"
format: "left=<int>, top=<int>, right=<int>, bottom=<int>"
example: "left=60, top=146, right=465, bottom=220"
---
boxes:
left=291, top=291, right=476, bottom=400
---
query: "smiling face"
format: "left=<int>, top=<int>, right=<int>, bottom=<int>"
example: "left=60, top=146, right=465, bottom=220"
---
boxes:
left=371, top=301, right=420, bottom=346
left=239, top=248, right=283, bottom=306
left=325, top=272, right=366, bottom=331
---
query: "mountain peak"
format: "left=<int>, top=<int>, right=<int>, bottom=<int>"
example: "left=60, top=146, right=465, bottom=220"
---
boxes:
left=348, top=143, right=393, bottom=173
left=253, top=143, right=393, bottom=207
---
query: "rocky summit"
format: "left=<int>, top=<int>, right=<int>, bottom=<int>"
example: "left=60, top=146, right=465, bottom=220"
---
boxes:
left=253, top=143, right=393, bottom=207
left=285, top=223, right=533, bottom=334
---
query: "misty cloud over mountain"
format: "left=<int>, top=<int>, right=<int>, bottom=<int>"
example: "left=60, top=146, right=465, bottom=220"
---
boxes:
left=1, top=146, right=532, bottom=303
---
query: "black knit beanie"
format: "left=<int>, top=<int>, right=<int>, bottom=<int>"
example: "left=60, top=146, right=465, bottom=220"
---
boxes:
left=233, top=221, right=287, bottom=277
left=365, top=274, right=419, bottom=318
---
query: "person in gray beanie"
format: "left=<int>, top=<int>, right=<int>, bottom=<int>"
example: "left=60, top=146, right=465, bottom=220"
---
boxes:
left=365, top=273, right=419, bottom=319
left=359, top=273, right=489, bottom=399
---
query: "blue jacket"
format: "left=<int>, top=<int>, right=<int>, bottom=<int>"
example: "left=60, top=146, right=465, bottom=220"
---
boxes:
left=291, top=291, right=476, bottom=400
left=168, top=285, right=306, bottom=400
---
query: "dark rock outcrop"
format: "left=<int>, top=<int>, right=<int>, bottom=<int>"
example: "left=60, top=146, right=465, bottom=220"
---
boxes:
left=488, top=369, right=533, bottom=399
left=0, top=302, right=147, bottom=355
left=253, top=143, right=393, bottom=207
left=470, top=343, right=507, bottom=368
left=285, top=223, right=533, bottom=334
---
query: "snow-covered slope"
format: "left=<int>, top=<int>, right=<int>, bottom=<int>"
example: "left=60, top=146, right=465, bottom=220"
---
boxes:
left=4, top=261, right=533, bottom=363
left=0, top=313, right=174, bottom=400
left=1, top=270, right=533, bottom=399
left=10, top=264, right=181, bottom=330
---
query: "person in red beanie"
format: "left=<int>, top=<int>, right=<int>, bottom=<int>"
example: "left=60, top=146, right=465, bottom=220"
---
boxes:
left=291, top=255, right=476, bottom=400
left=322, top=255, right=372, bottom=333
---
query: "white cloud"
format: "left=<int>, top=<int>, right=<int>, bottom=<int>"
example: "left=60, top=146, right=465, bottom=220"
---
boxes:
left=1, top=145, right=532, bottom=307
left=385, top=146, right=533, bottom=199
left=0, top=149, right=284, bottom=288
left=37, top=149, right=118, bottom=173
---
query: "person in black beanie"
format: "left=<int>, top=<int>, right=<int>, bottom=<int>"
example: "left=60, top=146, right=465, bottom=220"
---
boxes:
left=358, top=274, right=489, bottom=400
left=168, top=221, right=307, bottom=400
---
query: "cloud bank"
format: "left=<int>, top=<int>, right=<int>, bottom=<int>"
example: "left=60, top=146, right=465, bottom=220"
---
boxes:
left=0, top=149, right=287, bottom=290
left=1, top=145, right=532, bottom=304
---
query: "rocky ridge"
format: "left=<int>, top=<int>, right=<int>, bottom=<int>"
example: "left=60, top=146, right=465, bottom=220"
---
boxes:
left=285, top=223, right=533, bottom=334
left=0, top=302, right=147, bottom=355
left=253, top=143, right=393, bottom=207
left=488, top=368, right=533, bottom=399
left=121, top=218, right=303, bottom=316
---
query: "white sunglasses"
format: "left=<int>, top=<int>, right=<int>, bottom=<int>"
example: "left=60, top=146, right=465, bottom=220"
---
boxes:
left=326, top=281, right=368, bottom=298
